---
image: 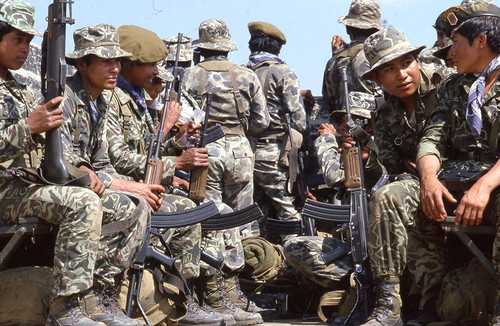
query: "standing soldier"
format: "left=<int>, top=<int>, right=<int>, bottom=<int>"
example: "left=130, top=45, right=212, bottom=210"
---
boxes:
left=322, top=0, right=383, bottom=115
left=183, top=18, right=268, bottom=325
left=245, top=21, right=307, bottom=236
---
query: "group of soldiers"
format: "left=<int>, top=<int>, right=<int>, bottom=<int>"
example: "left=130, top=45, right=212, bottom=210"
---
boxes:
left=1, top=0, right=500, bottom=325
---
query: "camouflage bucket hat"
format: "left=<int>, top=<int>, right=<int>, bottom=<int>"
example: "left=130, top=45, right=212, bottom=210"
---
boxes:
left=156, top=64, right=173, bottom=82
left=66, top=24, right=132, bottom=65
left=439, top=2, right=500, bottom=37
left=163, top=35, right=193, bottom=62
left=338, top=0, right=384, bottom=31
left=0, top=0, right=41, bottom=36
left=362, top=27, right=426, bottom=79
left=333, top=91, right=376, bottom=119
left=193, top=18, right=237, bottom=52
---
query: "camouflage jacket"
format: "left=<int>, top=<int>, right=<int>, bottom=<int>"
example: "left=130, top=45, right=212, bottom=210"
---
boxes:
left=183, top=56, right=269, bottom=136
left=60, top=72, right=122, bottom=187
left=104, top=84, right=176, bottom=186
left=322, top=41, right=374, bottom=113
left=246, top=57, right=306, bottom=139
left=0, top=72, right=41, bottom=169
left=417, top=73, right=499, bottom=170
left=375, top=67, right=449, bottom=175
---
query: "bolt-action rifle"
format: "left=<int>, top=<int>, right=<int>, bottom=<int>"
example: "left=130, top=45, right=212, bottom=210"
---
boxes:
left=39, top=0, right=75, bottom=184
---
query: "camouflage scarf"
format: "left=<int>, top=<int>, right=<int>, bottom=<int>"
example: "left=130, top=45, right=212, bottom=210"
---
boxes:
left=247, top=51, right=284, bottom=68
left=466, top=54, right=500, bottom=136
left=117, top=74, right=147, bottom=114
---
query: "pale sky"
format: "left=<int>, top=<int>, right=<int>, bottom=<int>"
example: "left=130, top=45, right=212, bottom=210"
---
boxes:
left=28, top=0, right=475, bottom=94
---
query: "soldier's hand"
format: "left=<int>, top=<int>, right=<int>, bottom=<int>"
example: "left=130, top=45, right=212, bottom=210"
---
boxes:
left=454, top=178, right=491, bottom=227
left=175, top=147, right=209, bottom=171
left=318, top=123, right=337, bottom=136
left=420, top=175, right=456, bottom=222
left=331, top=35, right=347, bottom=54
left=27, top=96, right=64, bottom=135
left=133, top=181, right=164, bottom=211
left=159, top=101, right=182, bottom=141
left=404, top=160, right=417, bottom=175
left=178, top=121, right=202, bottom=141
left=300, top=90, right=315, bottom=109
left=79, top=166, right=105, bottom=197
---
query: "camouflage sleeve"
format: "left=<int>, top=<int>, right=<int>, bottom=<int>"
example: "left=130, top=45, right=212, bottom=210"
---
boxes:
left=106, top=101, right=175, bottom=185
left=374, top=108, right=403, bottom=174
left=0, top=117, right=38, bottom=164
left=246, top=71, right=270, bottom=136
left=91, top=119, right=119, bottom=187
left=280, top=66, right=307, bottom=132
left=322, top=57, right=336, bottom=110
left=314, top=134, right=344, bottom=187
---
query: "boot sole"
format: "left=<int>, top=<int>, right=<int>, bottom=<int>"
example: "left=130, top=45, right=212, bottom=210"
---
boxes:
left=179, top=322, right=225, bottom=326
left=233, top=318, right=264, bottom=326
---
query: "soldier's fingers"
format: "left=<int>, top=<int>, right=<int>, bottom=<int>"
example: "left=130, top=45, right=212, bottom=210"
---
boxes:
left=45, top=96, right=63, bottom=109
left=461, top=205, right=473, bottom=227
left=476, top=208, right=484, bottom=226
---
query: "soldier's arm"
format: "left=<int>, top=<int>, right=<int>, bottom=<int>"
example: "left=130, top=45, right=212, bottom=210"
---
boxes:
left=281, top=68, right=307, bottom=133
left=315, top=132, right=344, bottom=187
left=246, top=72, right=270, bottom=135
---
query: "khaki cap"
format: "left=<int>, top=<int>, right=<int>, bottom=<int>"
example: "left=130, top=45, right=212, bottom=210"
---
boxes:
left=248, top=21, right=286, bottom=44
left=118, top=25, right=168, bottom=63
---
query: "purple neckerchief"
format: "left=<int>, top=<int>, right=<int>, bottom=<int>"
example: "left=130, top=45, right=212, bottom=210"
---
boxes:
left=117, top=74, right=147, bottom=114
left=247, top=51, right=284, bottom=68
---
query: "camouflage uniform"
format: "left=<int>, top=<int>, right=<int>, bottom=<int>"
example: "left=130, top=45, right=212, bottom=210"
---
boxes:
left=184, top=19, right=269, bottom=274
left=245, top=22, right=306, bottom=229
left=363, top=28, right=452, bottom=314
left=322, top=0, right=383, bottom=114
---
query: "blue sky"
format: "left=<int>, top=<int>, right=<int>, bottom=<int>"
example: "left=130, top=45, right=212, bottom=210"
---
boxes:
left=28, top=0, right=466, bottom=94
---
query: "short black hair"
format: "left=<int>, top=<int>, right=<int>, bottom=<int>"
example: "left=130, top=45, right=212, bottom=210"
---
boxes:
left=0, top=22, right=13, bottom=42
left=453, top=15, right=500, bottom=53
left=346, top=26, right=379, bottom=39
left=198, top=48, right=228, bottom=58
left=248, top=34, right=282, bottom=54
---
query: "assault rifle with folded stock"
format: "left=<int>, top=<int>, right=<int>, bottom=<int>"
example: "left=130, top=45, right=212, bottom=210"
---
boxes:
left=39, top=0, right=75, bottom=184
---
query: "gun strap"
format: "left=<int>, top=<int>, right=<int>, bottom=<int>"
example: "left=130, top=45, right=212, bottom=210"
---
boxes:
left=251, top=61, right=277, bottom=99
left=152, top=267, right=187, bottom=320
left=289, top=147, right=299, bottom=184
left=100, top=193, right=147, bottom=236
left=351, top=125, right=379, bottom=157
left=201, top=203, right=263, bottom=231
left=489, top=107, right=500, bottom=159
left=13, top=164, right=90, bottom=188
left=228, top=68, right=246, bottom=123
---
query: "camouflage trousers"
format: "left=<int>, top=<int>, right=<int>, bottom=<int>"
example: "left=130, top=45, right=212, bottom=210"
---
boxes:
left=283, top=236, right=353, bottom=288
left=0, top=179, right=148, bottom=297
left=202, top=135, right=253, bottom=275
left=159, top=194, right=201, bottom=281
left=368, top=178, right=448, bottom=307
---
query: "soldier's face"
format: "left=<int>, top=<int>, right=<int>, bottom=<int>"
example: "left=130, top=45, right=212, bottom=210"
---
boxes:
left=145, top=77, right=165, bottom=100
left=130, top=62, right=159, bottom=88
left=373, top=54, right=420, bottom=101
left=82, top=56, right=121, bottom=92
left=0, top=28, right=33, bottom=72
left=450, top=32, right=481, bottom=75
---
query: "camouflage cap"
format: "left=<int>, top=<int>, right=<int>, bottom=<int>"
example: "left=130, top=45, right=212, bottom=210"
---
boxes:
left=163, top=35, right=193, bottom=62
left=338, top=0, right=384, bottom=31
left=0, top=0, right=41, bottom=36
left=156, top=64, right=173, bottom=82
left=118, top=25, right=168, bottom=63
left=433, top=37, right=453, bottom=60
left=362, top=27, right=426, bottom=79
left=248, top=21, right=287, bottom=44
left=193, top=18, right=237, bottom=52
left=66, top=24, right=132, bottom=65
left=439, top=2, right=500, bottom=37
left=332, top=91, right=376, bottom=119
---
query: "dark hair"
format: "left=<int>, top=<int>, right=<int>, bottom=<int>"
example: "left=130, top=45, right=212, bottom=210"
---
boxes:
left=454, top=16, right=500, bottom=53
left=0, top=21, right=13, bottom=42
left=346, top=26, right=379, bottom=39
left=248, top=34, right=282, bottom=54
left=198, top=48, right=228, bottom=58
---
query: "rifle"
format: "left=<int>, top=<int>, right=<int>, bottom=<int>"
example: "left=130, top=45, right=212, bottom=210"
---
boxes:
left=339, top=67, right=370, bottom=324
left=188, top=93, right=224, bottom=201
left=286, top=113, right=315, bottom=235
left=144, top=32, right=183, bottom=185
left=39, top=0, right=74, bottom=184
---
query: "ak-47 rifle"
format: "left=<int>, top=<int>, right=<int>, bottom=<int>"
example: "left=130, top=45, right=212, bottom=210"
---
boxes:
left=188, top=93, right=224, bottom=201
left=144, top=33, right=183, bottom=185
left=339, top=67, right=370, bottom=324
left=39, top=0, right=74, bottom=184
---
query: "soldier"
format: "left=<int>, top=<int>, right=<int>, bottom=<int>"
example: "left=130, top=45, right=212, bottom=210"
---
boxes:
left=0, top=2, right=146, bottom=325
left=322, top=0, right=383, bottom=115
left=183, top=18, right=268, bottom=325
left=244, top=21, right=306, bottom=235
left=360, top=27, right=456, bottom=326
left=416, top=8, right=500, bottom=326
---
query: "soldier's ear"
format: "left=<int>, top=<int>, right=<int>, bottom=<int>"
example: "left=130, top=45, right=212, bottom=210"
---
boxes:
left=372, top=71, right=382, bottom=86
left=75, top=58, right=86, bottom=72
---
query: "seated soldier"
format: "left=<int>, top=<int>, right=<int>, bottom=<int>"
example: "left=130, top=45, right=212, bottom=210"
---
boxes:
left=0, top=2, right=146, bottom=326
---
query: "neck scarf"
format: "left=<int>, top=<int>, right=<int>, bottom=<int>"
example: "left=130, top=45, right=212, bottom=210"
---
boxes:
left=117, top=74, right=147, bottom=114
left=248, top=51, right=284, bottom=68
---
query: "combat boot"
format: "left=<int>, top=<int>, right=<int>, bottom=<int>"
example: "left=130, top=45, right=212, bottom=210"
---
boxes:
left=205, top=273, right=263, bottom=326
left=224, top=274, right=263, bottom=313
left=201, top=300, right=237, bottom=326
left=46, top=293, right=106, bottom=326
left=81, top=285, right=142, bottom=326
left=179, top=293, right=226, bottom=326
left=406, top=298, right=440, bottom=326
left=361, top=276, right=403, bottom=326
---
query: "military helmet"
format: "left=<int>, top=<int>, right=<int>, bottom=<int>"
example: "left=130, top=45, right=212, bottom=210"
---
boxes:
left=163, top=35, right=193, bottom=62
left=438, top=2, right=500, bottom=37
left=118, top=25, right=168, bottom=64
left=362, top=27, right=425, bottom=79
left=338, top=0, right=384, bottom=31
left=66, top=24, right=132, bottom=65
left=192, top=18, right=237, bottom=52
left=332, top=91, right=376, bottom=120
left=0, top=0, right=41, bottom=36
left=248, top=21, right=287, bottom=45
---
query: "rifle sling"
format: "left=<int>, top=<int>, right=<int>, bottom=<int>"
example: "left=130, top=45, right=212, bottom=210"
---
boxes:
left=14, top=163, right=90, bottom=188
left=489, top=109, right=500, bottom=159
left=289, top=147, right=299, bottom=184
left=351, top=125, right=378, bottom=157
left=201, top=203, right=263, bottom=231
left=152, top=266, right=187, bottom=319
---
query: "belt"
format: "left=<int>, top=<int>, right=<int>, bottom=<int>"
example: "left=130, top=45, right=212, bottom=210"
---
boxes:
left=258, top=138, right=283, bottom=145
